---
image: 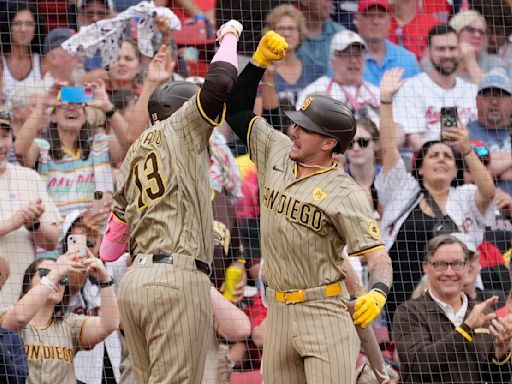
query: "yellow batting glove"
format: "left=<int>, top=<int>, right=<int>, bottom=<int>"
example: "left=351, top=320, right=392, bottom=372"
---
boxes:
left=252, top=31, right=288, bottom=67
left=353, top=290, right=386, bottom=328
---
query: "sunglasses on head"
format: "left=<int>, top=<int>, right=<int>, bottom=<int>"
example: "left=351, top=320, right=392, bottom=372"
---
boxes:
left=348, top=137, right=372, bottom=149
left=36, top=268, right=68, bottom=286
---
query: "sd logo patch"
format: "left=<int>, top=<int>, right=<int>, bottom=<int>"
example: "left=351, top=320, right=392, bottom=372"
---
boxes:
left=312, top=187, right=327, bottom=201
left=368, top=220, right=381, bottom=240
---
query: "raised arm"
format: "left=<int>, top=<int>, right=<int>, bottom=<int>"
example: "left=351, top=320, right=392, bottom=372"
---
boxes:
left=79, top=251, right=120, bottom=348
left=1, top=252, right=85, bottom=332
left=124, top=45, right=173, bottom=147
left=442, top=124, right=496, bottom=213
left=379, top=68, right=405, bottom=176
left=14, top=100, right=44, bottom=168
left=226, top=31, right=288, bottom=146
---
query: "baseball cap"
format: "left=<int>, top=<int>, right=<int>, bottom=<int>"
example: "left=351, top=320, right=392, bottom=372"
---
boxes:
left=478, top=68, right=512, bottom=96
left=358, top=0, right=391, bottom=13
left=43, top=28, right=75, bottom=55
left=331, top=30, right=367, bottom=55
left=77, top=0, right=114, bottom=10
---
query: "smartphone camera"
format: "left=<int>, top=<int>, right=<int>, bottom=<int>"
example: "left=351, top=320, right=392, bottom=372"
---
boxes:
left=440, top=107, right=458, bottom=142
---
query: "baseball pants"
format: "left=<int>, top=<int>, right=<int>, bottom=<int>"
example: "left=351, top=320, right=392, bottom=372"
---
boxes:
left=119, top=254, right=213, bottom=384
left=263, top=285, right=360, bottom=384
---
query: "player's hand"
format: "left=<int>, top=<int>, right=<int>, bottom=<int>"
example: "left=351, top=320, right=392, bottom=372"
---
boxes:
left=216, top=19, right=243, bottom=42
left=353, top=290, right=386, bottom=328
left=252, top=31, right=288, bottom=68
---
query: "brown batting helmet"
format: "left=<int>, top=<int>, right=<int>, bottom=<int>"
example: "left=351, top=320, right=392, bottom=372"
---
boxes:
left=285, top=95, right=356, bottom=153
left=148, top=81, right=199, bottom=124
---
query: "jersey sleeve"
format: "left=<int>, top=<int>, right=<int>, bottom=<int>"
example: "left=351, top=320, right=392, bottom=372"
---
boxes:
left=248, top=116, right=290, bottom=178
left=333, top=188, right=385, bottom=257
left=167, top=92, right=222, bottom=154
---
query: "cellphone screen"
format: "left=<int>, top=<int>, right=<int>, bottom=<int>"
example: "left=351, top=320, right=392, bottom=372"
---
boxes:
left=60, top=86, right=93, bottom=104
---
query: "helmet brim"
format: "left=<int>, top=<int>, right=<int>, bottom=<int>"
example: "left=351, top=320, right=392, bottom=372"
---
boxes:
left=284, top=110, right=338, bottom=141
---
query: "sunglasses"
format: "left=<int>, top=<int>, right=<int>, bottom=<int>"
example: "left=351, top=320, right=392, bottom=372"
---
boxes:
left=36, top=268, right=68, bottom=286
left=348, top=137, right=372, bottom=149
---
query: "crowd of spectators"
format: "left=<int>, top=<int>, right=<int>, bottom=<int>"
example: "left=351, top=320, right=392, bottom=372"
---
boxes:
left=0, top=0, right=511, bottom=383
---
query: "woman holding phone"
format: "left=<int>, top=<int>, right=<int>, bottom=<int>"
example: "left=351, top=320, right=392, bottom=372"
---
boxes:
left=14, top=81, right=128, bottom=219
left=0, top=252, right=119, bottom=384
left=377, top=68, right=497, bottom=319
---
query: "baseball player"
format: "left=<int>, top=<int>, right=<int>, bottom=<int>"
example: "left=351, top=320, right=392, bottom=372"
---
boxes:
left=225, top=32, right=393, bottom=383
left=99, top=20, right=243, bottom=384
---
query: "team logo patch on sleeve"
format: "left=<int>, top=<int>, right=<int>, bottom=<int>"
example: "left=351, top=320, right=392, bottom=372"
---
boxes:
left=368, top=220, right=381, bottom=240
left=312, top=187, right=327, bottom=201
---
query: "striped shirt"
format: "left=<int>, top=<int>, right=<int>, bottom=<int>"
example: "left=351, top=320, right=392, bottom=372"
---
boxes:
left=35, top=134, right=113, bottom=217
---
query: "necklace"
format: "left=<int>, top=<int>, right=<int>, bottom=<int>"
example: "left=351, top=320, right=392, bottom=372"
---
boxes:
left=298, top=162, right=332, bottom=169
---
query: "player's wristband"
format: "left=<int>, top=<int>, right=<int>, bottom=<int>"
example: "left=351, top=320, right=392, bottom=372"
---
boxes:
left=371, top=282, right=389, bottom=298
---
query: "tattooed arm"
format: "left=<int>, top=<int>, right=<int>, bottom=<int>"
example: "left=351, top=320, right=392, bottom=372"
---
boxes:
left=366, top=247, right=393, bottom=289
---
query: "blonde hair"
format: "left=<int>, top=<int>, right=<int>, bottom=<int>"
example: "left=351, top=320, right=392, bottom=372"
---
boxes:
left=449, top=10, right=486, bottom=33
left=264, top=4, right=308, bottom=46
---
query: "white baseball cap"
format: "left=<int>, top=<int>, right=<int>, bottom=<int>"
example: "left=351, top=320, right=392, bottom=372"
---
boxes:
left=330, top=30, right=367, bottom=55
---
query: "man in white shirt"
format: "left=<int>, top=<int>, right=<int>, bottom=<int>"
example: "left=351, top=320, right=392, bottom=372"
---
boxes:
left=393, top=24, right=478, bottom=150
left=296, top=30, right=380, bottom=123
left=0, top=114, right=61, bottom=308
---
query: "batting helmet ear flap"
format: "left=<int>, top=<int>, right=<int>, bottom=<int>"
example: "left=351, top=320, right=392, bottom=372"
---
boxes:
left=148, top=81, right=199, bottom=124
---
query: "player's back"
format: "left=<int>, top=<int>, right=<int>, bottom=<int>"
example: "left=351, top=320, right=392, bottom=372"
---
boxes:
left=113, top=97, right=214, bottom=264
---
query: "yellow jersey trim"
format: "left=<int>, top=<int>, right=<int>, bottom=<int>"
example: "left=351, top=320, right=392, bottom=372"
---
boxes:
left=112, top=211, right=126, bottom=224
left=294, top=162, right=337, bottom=181
left=196, top=89, right=225, bottom=126
left=349, top=245, right=385, bottom=257
left=247, top=116, right=260, bottom=161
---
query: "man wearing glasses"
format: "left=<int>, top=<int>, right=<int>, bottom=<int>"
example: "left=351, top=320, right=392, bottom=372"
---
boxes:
left=392, top=234, right=512, bottom=383
left=468, top=68, right=512, bottom=196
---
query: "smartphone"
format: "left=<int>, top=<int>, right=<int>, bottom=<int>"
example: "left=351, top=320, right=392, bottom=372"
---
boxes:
left=91, top=191, right=105, bottom=214
left=60, top=86, right=93, bottom=104
left=67, top=234, right=87, bottom=259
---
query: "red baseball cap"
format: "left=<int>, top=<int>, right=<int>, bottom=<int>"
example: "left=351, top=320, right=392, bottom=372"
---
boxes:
left=358, top=0, right=391, bottom=12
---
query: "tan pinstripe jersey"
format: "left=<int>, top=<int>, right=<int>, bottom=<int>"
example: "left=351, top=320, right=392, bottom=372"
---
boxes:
left=248, top=117, right=384, bottom=291
left=22, top=314, right=88, bottom=384
left=113, top=93, right=219, bottom=263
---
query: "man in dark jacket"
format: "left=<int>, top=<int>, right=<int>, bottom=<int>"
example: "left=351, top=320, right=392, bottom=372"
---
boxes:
left=392, top=234, right=512, bottom=383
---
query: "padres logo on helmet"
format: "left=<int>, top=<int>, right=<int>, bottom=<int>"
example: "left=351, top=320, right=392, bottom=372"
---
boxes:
left=285, top=95, right=356, bottom=154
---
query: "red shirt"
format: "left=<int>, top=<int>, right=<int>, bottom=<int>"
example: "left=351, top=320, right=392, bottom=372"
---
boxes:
left=389, top=12, right=442, bottom=60
left=418, top=0, right=453, bottom=22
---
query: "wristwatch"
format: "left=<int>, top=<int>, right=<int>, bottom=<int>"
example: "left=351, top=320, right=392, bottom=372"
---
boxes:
left=98, top=276, right=115, bottom=288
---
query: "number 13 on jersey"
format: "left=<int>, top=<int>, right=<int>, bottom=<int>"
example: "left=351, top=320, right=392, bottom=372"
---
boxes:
left=133, top=151, right=166, bottom=210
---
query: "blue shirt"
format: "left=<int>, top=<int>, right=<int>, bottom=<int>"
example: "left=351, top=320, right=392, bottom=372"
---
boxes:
left=468, top=120, right=512, bottom=195
left=298, top=20, right=345, bottom=68
left=363, top=40, right=420, bottom=86
left=274, top=63, right=325, bottom=107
